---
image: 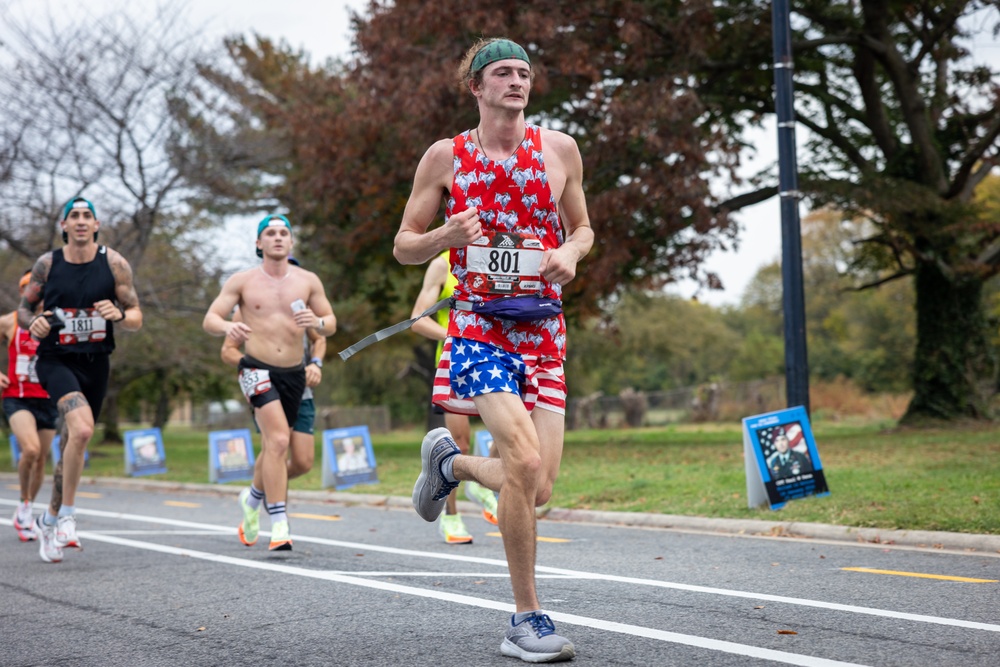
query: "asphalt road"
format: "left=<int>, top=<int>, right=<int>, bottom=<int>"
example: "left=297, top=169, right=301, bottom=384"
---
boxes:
left=1, top=479, right=998, bottom=667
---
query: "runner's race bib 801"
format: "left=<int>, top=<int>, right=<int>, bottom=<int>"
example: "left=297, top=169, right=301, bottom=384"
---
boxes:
left=466, top=232, right=544, bottom=296
left=15, top=354, right=39, bottom=384
left=57, top=308, right=108, bottom=346
left=239, top=368, right=272, bottom=401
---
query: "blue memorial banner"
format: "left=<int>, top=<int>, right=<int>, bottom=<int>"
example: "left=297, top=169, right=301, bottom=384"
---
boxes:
left=474, top=429, right=494, bottom=458
left=8, top=434, right=19, bottom=468
left=322, top=426, right=378, bottom=490
left=742, top=406, right=829, bottom=510
left=124, top=428, right=167, bottom=476
left=10, top=434, right=82, bottom=469
left=208, top=429, right=256, bottom=483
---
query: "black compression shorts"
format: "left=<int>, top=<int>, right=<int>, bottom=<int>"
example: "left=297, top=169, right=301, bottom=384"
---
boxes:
left=34, top=353, right=110, bottom=421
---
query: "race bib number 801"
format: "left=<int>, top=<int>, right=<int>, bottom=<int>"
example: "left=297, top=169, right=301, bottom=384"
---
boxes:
left=466, top=232, right=544, bottom=296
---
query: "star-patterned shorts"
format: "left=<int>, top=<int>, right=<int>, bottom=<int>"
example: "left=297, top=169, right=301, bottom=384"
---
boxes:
left=431, top=337, right=567, bottom=416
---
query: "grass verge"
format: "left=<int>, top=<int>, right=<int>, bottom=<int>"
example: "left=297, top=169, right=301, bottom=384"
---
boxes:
left=2, top=420, right=997, bottom=535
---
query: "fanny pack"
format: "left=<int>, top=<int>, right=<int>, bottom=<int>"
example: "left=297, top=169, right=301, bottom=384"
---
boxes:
left=338, top=295, right=563, bottom=362
left=453, top=296, right=562, bottom=322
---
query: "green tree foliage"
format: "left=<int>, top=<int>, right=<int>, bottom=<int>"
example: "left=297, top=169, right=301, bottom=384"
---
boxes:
left=978, top=174, right=1000, bottom=358
left=733, top=209, right=917, bottom=393
left=110, top=223, right=234, bottom=434
left=566, top=292, right=741, bottom=394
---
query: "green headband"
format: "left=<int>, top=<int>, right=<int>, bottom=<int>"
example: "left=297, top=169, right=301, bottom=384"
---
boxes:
left=471, top=39, right=530, bottom=73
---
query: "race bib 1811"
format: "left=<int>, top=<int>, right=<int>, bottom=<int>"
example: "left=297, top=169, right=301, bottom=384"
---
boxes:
left=57, top=308, right=108, bottom=346
left=466, top=232, right=544, bottom=296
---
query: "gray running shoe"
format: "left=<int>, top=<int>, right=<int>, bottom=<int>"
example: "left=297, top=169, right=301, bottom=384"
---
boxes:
left=412, top=427, right=460, bottom=522
left=501, top=613, right=575, bottom=663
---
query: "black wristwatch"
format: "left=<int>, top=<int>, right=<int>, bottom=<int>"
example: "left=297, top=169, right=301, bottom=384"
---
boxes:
left=310, top=357, right=323, bottom=368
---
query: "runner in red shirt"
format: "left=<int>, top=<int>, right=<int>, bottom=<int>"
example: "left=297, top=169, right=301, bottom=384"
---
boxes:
left=1, top=270, right=57, bottom=542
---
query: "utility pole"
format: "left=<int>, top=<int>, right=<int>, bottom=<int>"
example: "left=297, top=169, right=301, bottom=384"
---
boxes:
left=771, top=0, right=810, bottom=413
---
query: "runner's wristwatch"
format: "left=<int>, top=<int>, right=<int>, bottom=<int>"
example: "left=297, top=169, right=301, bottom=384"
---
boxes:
left=310, top=357, right=323, bottom=368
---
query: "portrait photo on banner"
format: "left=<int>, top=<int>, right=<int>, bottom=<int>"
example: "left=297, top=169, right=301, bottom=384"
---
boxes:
left=322, top=426, right=379, bottom=490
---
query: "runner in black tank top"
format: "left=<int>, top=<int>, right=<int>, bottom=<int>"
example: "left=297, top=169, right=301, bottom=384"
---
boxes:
left=18, top=197, right=143, bottom=563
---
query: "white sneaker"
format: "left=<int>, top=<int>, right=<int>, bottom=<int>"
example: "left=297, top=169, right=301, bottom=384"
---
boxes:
left=34, top=517, right=63, bottom=563
left=13, top=503, right=36, bottom=542
left=55, top=515, right=82, bottom=549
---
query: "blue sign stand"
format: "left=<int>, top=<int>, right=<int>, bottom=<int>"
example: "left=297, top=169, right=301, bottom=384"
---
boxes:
left=10, top=434, right=82, bottom=469
left=124, top=428, right=167, bottom=477
left=8, top=434, right=20, bottom=468
left=474, top=429, right=494, bottom=458
left=742, top=406, right=829, bottom=510
left=321, top=425, right=378, bottom=490
left=208, top=428, right=256, bottom=483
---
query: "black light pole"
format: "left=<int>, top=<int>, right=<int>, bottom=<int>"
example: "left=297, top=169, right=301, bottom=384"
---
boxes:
left=771, top=0, right=810, bottom=413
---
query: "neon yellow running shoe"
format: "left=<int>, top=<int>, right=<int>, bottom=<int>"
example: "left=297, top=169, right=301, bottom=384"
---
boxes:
left=268, top=519, right=293, bottom=551
left=464, top=481, right=499, bottom=525
left=237, top=488, right=260, bottom=546
left=439, top=513, right=473, bottom=544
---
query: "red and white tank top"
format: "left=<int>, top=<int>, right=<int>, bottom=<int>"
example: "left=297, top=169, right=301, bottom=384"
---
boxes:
left=445, top=124, right=567, bottom=359
left=3, top=326, right=48, bottom=399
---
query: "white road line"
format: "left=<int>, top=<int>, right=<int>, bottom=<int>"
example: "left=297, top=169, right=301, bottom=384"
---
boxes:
left=74, top=530, right=872, bottom=667
left=2, top=499, right=998, bottom=637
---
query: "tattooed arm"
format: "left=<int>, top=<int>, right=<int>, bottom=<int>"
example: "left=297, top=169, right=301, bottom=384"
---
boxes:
left=19, top=253, right=52, bottom=339
left=95, top=249, right=142, bottom=332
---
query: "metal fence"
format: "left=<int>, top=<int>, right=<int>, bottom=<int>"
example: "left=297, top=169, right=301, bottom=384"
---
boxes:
left=566, top=377, right=786, bottom=430
left=173, top=378, right=786, bottom=433
left=318, top=405, right=392, bottom=434
left=168, top=400, right=392, bottom=434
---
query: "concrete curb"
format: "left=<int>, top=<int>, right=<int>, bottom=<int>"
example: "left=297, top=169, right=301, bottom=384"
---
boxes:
left=7, top=473, right=999, bottom=554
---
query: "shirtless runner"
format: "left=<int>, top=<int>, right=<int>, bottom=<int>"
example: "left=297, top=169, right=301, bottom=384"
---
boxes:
left=203, top=215, right=335, bottom=550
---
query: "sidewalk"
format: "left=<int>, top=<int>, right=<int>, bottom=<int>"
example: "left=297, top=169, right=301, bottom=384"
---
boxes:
left=8, top=473, right=995, bottom=555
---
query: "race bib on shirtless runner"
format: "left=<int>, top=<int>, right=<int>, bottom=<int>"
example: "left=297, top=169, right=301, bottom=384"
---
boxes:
left=15, top=353, right=39, bottom=383
left=238, top=367, right=272, bottom=401
left=466, top=231, right=544, bottom=296
left=57, top=307, right=108, bottom=346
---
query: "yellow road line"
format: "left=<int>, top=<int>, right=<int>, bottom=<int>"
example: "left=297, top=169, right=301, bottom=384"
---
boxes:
left=484, top=531, right=570, bottom=543
left=289, top=512, right=341, bottom=522
left=842, top=567, right=998, bottom=583
left=164, top=501, right=201, bottom=508
left=76, top=492, right=102, bottom=499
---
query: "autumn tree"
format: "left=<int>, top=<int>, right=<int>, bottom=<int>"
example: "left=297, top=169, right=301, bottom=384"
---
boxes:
left=182, top=1, right=998, bottom=422
left=177, top=1, right=752, bottom=408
